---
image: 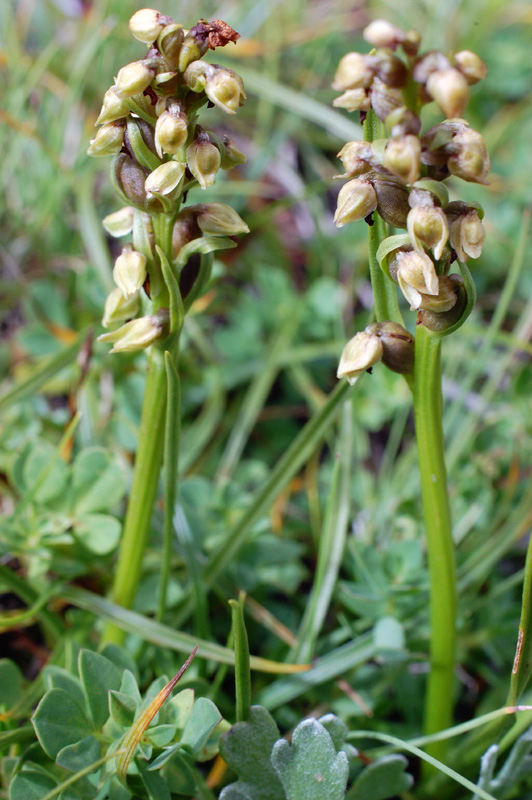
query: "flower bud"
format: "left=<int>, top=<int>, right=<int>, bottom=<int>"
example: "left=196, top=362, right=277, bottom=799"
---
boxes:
left=115, top=61, right=155, bottom=98
left=454, top=50, right=488, bottom=85
left=95, top=87, right=130, bottom=125
left=363, top=20, right=404, bottom=49
left=157, top=23, right=184, bottom=66
left=369, top=77, right=403, bottom=121
left=392, top=248, right=439, bottom=303
left=332, top=88, right=371, bottom=113
left=102, top=206, right=135, bottom=237
left=385, top=106, right=421, bottom=137
left=172, top=210, right=202, bottom=258
left=124, top=117, right=159, bottom=162
left=337, top=321, right=414, bottom=382
left=419, top=275, right=466, bottom=332
left=113, top=247, right=147, bottom=297
left=371, top=50, right=407, bottom=88
left=426, top=68, right=469, bottom=118
left=367, top=321, right=414, bottom=374
left=154, top=108, right=188, bottom=158
left=415, top=275, right=459, bottom=312
left=220, top=135, right=246, bottom=169
left=191, top=203, right=249, bottom=236
left=87, top=121, right=125, bottom=157
left=102, top=287, right=140, bottom=328
left=204, top=66, right=246, bottom=114
left=410, top=180, right=449, bottom=209
left=402, top=29, right=421, bottom=57
left=412, top=51, right=451, bottom=84
left=114, top=154, right=149, bottom=207
left=129, top=8, right=166, bottom=44
left=337, top=330, right=383, bottom=384
left=372, top=176, right=410, bottom=228
left=186, top=133, right=221, bottom=190
left=332, top=52, right=375, bottom=91
left=448, top=207, right=485, bottom=260
left=447, top=128, right=490, bottom=184
left=178, top=28, right=210, bottom=72
left=334, top=179, right=378, bottom=227
left=407, top=205, right=449, bottom=260
left=153, top=70, right=178, bottom=93
left=98, top=311, right=168, bottom=353
left=383, top=135, right=420, bottom=185
left=145, top=161, right=185, bottom=198
left=336, top=141, right=372, bottom=178
left=182, top=60, right=209, bottom=91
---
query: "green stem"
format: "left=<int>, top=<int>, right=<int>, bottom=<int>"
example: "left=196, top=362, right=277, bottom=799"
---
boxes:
left=103, top=346, right=168, bottom=644
left=103, top=216, right=175, bottom=645
left=363, top=110, right=402, bottom=325
left=413, top=326, right=456, bottom=761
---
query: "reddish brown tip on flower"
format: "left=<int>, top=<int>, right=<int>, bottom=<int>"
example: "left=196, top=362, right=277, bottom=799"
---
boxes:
left=191, top=19, right=240, bottom=50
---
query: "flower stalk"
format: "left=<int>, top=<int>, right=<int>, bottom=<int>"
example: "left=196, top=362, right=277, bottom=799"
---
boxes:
left=88, top=10, right=248, bottom=643
left=332, top=20, right=489, bottom=755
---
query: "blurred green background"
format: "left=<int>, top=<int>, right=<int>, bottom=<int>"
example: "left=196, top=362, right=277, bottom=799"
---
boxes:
left=1, top=0, right=532, bottom=754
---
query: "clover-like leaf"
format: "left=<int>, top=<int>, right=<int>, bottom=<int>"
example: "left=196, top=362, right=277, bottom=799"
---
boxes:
left=56, top=734, right=101, bottom=773
left=72, top=447, right=126, bottom=514
left=271, top=718, right=348, bottom=800
left=32, top=689, right=92, bottom=759
left=73, top=513, right=121, bottom=555
left=79, top=649, right=122, bottom=729
left=180, top=697, right=222, bottom=756
left=10, top=764, right=58, bottom=800
left=0, top=659, right=25, bottom=708
left=43, top=665, right=86, bottom=712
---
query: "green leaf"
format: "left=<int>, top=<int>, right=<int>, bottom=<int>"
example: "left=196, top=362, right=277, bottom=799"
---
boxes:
left=508, top=532, right=532, bottom=704
left=138, top=757, right=172, bottom=800
left=147, top=743, right=182, bottom=772
left=109, top=690, right=137, bottom=728
left=119, top=669, right=142, bottom=706
left=175, top=235, right=236, bottom=268
left=56, top=735, right=101, bottom=773
left=10, top=765, right=57, bottom=800
left=197, top=718, right=231, bottom=762
left=373, top=617, right=405, bottom=651
left=73, top=513, right=121, bottom=555
left=165, top=688, right=194, bottom=731
left=100, top=644, right=139, bottom=682
left=22, top=441, right=69, bottom=504
left=271, top=718, right=348, bottom=800
left=0, top=660, right=25, bottom=708
left=147, top=724, right=177, bottom=747
left=348, top=755, right=413, bottom=800
left=32, top=689, right=92, bottom=759
left=376, top=234, right=410, bottom=280
left=0, top=333, right=85, bottom=413
left=180, top=698, right=222, bottom=756
left=43, top=667, right=86, bottom=712
left=157, top=248, right=184, bottom=334
left=72, top=448, right=126, bottom=514
left=219, top=705, right=284, bottom=800
left=78, top=649, right=122, bottom=729
left=229, top=597, right=251, bottom=723
left=316, top=715, right=349, bottom=752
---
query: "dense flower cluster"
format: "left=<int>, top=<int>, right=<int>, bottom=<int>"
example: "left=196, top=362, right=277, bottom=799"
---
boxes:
left=88, top=9, right=248, bottom=352
left=334, top=19, right=489, bottom=381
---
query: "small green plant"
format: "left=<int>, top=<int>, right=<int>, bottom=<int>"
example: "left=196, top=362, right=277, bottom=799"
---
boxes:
left=331, top=18, right=488, bottom=756
left=86, top=10, right=249, bottom=642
